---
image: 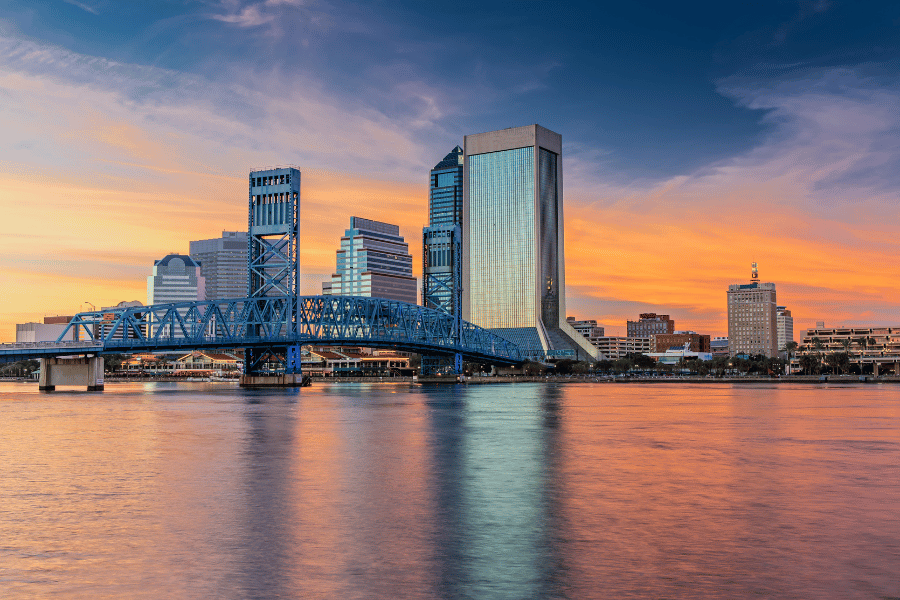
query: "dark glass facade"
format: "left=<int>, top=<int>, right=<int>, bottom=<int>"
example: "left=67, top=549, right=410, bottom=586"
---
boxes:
left=423, top=146, right=464, bottom=316
left=429, top=146, right=463, bottom=227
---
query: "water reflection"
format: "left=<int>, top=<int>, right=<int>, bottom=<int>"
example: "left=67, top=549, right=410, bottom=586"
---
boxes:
left=235, top=391, right=299, bottom=599
left=0, top=382, right=898, bottom=599
left=423, top=384, right=563, bottom=599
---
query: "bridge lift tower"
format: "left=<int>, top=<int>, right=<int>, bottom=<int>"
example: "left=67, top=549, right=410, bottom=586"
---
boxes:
left=242, top=166, right=303, bottom=385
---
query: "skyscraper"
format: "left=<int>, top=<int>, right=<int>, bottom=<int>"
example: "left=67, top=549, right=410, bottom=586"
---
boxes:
left=147, top=254, right=205, bottom=338
left=727, top=263, right=778, bottom=357
left=189, top=231, right=248, bottom=300
left=777, top=305, right=794, bottom=351
left=428, top=146, right=463, bottom=226
left=323, top=217, right=417, bottom=304
left=462, top=124, right=598, bottom=360
left=422, top=146, right=463, bottom=316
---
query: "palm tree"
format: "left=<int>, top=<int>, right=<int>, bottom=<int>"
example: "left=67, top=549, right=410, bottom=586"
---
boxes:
left=784, top=341, right=799, bottom=375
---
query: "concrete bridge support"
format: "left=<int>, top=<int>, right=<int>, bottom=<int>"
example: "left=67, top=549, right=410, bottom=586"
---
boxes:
left=38, top=356, right=104, bottom=391
left=239, top=374, right=308, bottom=387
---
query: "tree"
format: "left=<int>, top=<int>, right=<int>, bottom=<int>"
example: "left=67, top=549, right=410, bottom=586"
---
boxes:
left=784, top=341, right=799, bottom=375
left=595, top=359, right=614, bottom=373
left=799, top=353, right=820, bottom=375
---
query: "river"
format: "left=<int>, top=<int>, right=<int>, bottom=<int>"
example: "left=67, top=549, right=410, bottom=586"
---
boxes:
left=0, top=381, right=897, bottom=599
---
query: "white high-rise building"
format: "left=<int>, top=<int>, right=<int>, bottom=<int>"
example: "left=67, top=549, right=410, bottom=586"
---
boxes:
left=727, top=263, right=777, bottom=357
left=147, top=254, right=206, bottom=305
left=777, top=305, right=794, bottom=351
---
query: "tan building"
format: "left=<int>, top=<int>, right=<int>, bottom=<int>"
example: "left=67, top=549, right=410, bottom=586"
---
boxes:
left=654, top=332, right=711, bottom=353
left=796, top=325, right=900, bottom=375
left=727, top=265, right=777, bottom=357
left=627, top=313, right=674, bottom=338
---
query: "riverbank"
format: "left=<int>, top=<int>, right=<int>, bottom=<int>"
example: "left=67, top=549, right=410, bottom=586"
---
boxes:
left=11, top=374, right=900, bottom=385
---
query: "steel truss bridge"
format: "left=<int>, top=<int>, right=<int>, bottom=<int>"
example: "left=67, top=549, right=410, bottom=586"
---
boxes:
left=0, top=295, right=524, bottom=368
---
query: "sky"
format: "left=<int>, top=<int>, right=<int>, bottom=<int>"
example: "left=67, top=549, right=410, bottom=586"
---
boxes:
left=1, top=0, right=899, bottom=341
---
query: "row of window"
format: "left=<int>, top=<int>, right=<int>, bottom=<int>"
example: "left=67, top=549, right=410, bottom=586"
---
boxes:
left=251, top=173, right=293, bottom=187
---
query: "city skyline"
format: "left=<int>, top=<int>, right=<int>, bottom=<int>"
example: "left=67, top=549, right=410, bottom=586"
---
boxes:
left=2, top=1, right=900, bottom=341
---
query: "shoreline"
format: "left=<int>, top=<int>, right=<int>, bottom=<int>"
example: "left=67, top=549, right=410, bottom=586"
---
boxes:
left=5, top=375, right=898, bottom=385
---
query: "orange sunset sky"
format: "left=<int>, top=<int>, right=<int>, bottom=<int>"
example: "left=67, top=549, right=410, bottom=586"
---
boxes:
left=2, top=3, right=900, bottom=343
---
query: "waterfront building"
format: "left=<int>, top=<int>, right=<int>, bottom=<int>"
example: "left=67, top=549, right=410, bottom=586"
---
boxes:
left=566, top=317, right=605, bottom=343
left=647, top=347, right=713, bottom=365
left=590, top=337, right=652, bottom=360
left=710, top=336, right=729, bottom=357
left=323, top=217, right=417, bottom=304
left=727, top=264, right=777, bottom=357
left=147, top=254, right=205, bottom=304
left=16, top=316, right=77, bottom=343
left=653, top=331, right=711, bottom=353
left=795, top=324, right=900, bottom=375
left=462, top=124, right=597, bottom=360
left=627, top=313, right=675, bottom=338
left=189, top=231, right=248, bottom=301
left=777, top=306, right=794, bottom=351
left=422, top=146, right=464, bottom=316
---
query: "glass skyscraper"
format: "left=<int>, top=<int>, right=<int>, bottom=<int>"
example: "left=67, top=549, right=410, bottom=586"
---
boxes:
left=422, top=146, right=463, bottom=317
left=462, top=124, right=598, bottom=361
left=428, top=146, right=463, bottom=226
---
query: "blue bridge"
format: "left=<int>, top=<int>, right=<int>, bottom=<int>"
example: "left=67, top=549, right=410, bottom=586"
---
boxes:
left=0, top=295, right=523, bottom=367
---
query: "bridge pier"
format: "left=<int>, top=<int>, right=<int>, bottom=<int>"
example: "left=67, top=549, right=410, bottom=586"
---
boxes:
left=239, top=374, right=308, bottom=388
left=38, top=356, right=104, bottom=391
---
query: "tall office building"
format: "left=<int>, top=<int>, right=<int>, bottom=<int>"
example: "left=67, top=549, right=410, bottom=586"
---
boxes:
left=462, top=124, right=598, bottom=360
left=189, top=231, right=248, bottom=301
left=147, top=254, right=205, bottom=338
left=147, top=254, right=206, bottom=304
left=422, top=146, right=464, bottom=316
left=627, top=313, right=675, bottom=337
left=727, top=263, right=777, bottom=357
left=428, top=146, right=464, bottom=226
left=323, top=217, right=417, bottom=304
left=777, top=305, right=794, bottom=351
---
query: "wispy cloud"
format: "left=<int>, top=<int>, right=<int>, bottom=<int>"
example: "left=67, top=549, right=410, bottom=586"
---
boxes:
left=62, top=0, right=99, bottom=15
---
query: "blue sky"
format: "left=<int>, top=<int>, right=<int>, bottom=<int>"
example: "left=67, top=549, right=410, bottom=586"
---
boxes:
left=1, top=0, right=899, bottom=339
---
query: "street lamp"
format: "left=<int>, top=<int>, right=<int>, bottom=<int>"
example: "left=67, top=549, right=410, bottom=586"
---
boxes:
left=84, top=301, right=96, bottom=312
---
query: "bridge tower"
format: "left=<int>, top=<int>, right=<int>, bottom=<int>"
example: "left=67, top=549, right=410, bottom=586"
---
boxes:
left=242, top=166, right=303, bottom=383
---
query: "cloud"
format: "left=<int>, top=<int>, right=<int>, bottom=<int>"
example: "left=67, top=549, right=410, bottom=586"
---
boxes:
left=62, top=0, right=100, bottom=15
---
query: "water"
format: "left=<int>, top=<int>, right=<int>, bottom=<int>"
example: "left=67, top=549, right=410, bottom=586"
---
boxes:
left=0, top=381, right=898, bottom=599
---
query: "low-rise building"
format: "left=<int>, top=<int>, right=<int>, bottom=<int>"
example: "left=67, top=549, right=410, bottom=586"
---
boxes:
left=653, top=332, right=711, bottom=353
left=302, top=348, right=412, bottom=377
left=16, top=316, right=77, bottom=343
left=710, top=337, right=729, bottom=357
left=566, top=317, right=605, bottom=344
left=592, top=337, right=652, bottom=360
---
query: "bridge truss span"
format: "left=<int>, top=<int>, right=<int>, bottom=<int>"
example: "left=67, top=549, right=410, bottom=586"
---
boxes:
left=0, top=296, right=523, bottom=366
